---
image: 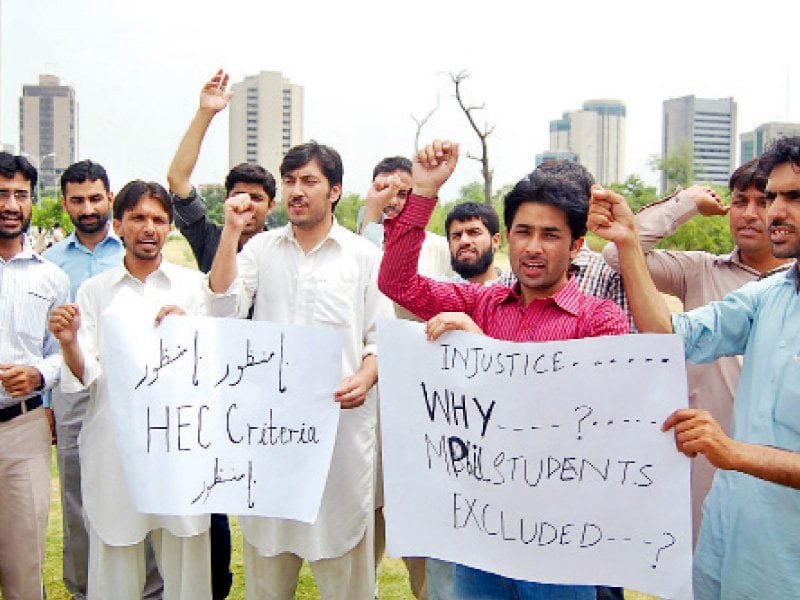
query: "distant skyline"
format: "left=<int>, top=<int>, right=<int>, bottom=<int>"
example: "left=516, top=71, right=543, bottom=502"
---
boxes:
left=3, top=0, right=799, bottom=201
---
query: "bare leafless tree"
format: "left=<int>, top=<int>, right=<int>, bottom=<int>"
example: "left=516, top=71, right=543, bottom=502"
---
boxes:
left=411, top=95, right=440, bottom=153
left=449, top=70, right=494, bottom=205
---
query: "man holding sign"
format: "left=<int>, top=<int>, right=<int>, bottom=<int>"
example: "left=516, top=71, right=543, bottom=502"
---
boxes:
left=209, top=142, right=395, bottom=599
left=378, top=140, right=629, bottom=598
left=588, top=136, right=800, bottom=599
left=49, top=181, right=227, bottom=600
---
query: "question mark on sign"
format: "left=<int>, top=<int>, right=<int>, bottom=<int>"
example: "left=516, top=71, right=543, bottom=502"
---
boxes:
left=651, top=532, right=676, bottom=568
left=574, top=405, right=593, bottom=440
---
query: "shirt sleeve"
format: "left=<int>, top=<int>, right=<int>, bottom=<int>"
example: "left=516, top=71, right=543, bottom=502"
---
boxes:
left=170, top=187, right=220, bottom=272
left=61, top=283, right=101, bottom=392
left=672, top=280, right=759, bottom=363
left=378, top=194, right=479, bottom=321
left=602, top=190, right=705, bottom=299
left=33, top=271, right=70, bottom=390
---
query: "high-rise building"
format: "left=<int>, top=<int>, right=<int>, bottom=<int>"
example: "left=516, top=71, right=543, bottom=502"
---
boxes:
left=537, top=99, right=626, bottom=184
left=740, top=122, right=800, bottom=164
left=661, top=95, right=736, bottom=192
left=19, top=74, right=78, bottom=192
left=228, top=71, right=303, bottom=184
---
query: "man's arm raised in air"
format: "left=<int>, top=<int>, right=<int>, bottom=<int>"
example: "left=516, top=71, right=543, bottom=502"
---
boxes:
left=209, top=193, right=254, bottom=293
left=587, top=186, right=672, bottom=333
left=167, top=69, right=233, bottom=198
left=378, top=140, right=479, bottom=320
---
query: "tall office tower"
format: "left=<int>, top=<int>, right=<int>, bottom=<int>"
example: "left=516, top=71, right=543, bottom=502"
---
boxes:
left=537, top=99, right=626, bottom=184
left=740, top=122, right=800, bottom=164
left=661, top=95, right=736, bottom=192
left=229, top=71, right=303, bottom=185
left=19, top=74, right=78, bottom=192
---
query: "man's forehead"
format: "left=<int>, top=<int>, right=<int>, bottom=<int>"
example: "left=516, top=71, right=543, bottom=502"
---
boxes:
left=450, top=217, right=488, bottom=232
left=65, top=179, right=108, bottom=196
left=284, top=159, right=325, bottom=179
left=766, top=163, right=800, bottom=192
left=0, top=172, right=32, bottom=189
left=125, top=197, right=168, bottom=217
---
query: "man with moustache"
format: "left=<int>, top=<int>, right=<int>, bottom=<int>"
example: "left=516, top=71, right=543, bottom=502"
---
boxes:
left=601, top=158, right=792, bottom=539
left=49, top=180, right=224, bottom=599
left=359, top=156, right=453, bottom=278
left=589, top=135, right=800, bottom=599
left=0, top=152, right=69, bottom=599
left=209, top=142, right=395, bottom=599
left=445, top=202, right=502, bottom=284
left=43, top=160, right=136, bottom=599
left=379, top=140, right=629, bottom=599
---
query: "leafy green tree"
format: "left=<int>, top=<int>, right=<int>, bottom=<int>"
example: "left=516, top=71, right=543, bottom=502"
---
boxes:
left=32, top=196, right=73, bottom=232
left=334, top=193, right=363, bottom=232
left=609, top=175, right=658, bottom=212
left=649, top=140, right=696, bottom=190
left=198, top=184, right=226, bottom=225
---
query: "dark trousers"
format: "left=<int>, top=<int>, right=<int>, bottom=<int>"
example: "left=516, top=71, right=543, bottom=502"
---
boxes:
left=210, top=513, right=233, bottom=599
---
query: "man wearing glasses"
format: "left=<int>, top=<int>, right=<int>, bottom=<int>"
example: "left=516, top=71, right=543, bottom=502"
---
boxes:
left=0, top=152, right=69, bottom=599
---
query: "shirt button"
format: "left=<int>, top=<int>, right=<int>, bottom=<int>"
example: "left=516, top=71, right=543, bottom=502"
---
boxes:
left=779, top=341, right=787, bottom=348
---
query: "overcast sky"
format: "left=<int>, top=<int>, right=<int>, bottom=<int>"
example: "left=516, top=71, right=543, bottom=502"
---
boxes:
left=3, top=0, right=799, bottom=201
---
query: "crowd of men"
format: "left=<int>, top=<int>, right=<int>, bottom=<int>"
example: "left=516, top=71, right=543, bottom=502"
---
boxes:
left=2, top=69, right=800, bottom=600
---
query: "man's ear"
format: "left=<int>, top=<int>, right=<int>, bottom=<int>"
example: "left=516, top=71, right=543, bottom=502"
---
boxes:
left=571, top=236, right=584, bottom=260
left=329, top=184, right=342, bottom=204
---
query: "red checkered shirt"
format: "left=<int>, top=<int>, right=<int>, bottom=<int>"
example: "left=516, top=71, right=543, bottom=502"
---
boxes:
left=378, top=194, right=630, bottom=342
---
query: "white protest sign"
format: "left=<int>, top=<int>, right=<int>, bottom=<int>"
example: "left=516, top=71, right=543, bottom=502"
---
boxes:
left=100, top=314, right=342, bottom=522
left=379, top=319, right=692, bottom=599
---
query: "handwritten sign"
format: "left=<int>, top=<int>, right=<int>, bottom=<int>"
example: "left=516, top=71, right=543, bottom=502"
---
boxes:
left=100, top=314, right=342, bottom=522
left=378, top=319, right=692, bottom=599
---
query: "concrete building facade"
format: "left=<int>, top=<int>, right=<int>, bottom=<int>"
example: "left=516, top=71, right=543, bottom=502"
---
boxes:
left=19, top=74, right=78, bottom=192
left=538, top=99, right=626, bottom=185
left=661, top=95, right=736, bottom=192
left=228, top=71, right=303, bottom=186
left=740, top=122, right=800, bottom=164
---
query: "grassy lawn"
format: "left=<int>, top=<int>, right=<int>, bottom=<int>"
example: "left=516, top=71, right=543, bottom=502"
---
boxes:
left=41, top=450, right=415, bottom=600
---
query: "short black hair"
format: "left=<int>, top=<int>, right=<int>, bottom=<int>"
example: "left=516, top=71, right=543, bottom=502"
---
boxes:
left=113, top=180, right=173, bottom=223
left=225, top=163, right=276, bottom=200
left=0, top=152, right=37, bottom=192
left=758, top=136, right=800, bottom=179
left=60, top=160, right=110, bottom=196
left=532, top=160, right=595, bottom=199
left=729, top=158, right=767, bottom=193
left=445, top=202, right=500, bottom=237
left=372, top=156, right=412, bottom=180
left=280, top=141, right=343, bottom=208
left=503, top=175, right=587, bottom=240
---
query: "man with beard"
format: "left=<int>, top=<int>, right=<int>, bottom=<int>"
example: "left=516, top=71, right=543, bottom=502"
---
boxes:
left=44, top=161, right=163, bottom=600
left=209, top=142, right=395, bottom=599
left=601, top=158, right=792, bottom=541
left=445, top=202, right=501, bottom=284
left=589, top=135, right=800, bottom=599
left=0, top=151, right=69, bottom=599
left=50, top=180, right=222, bottom=599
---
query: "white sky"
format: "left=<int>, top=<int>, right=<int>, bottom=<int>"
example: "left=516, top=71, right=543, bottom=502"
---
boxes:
left=3, top=0, right=799, bottom=201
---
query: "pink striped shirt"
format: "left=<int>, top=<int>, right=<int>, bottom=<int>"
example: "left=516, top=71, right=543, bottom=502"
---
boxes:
left=378, top=194, right=630, bottom=342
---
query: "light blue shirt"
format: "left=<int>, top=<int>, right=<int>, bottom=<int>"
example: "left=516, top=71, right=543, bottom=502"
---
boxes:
left=43, top=229, right=124, bottom=300
left=673, top=263, right=800, bottom=599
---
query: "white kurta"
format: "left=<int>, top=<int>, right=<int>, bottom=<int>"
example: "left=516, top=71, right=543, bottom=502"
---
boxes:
left=209, top=220, right=395, bottom=560
left=62, top=260, right=233, bottom=546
